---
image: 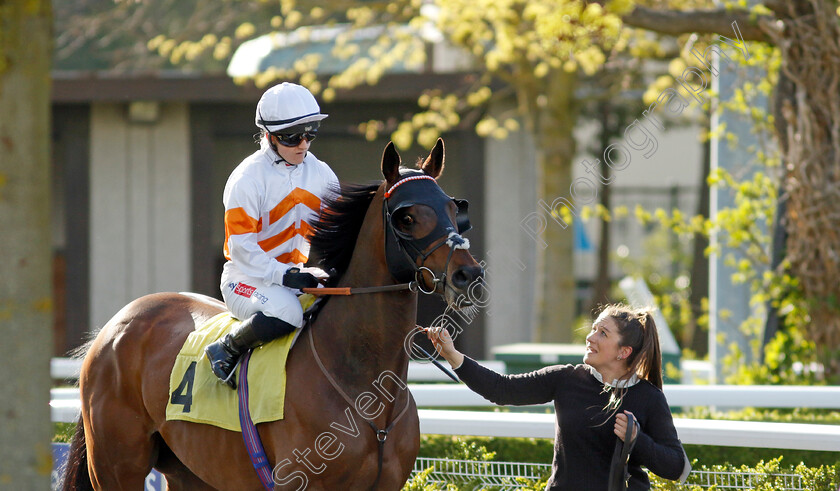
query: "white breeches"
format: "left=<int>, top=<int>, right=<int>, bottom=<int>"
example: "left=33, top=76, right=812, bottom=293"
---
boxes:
left=220, top=262, right=304, bottom=327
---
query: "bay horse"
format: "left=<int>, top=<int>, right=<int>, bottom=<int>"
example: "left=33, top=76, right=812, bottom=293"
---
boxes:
left=62, top=139, right=484, bottom=490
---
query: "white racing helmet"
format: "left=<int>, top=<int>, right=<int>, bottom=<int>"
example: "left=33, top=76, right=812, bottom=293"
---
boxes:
left=255, top=82, right=328, bottom=133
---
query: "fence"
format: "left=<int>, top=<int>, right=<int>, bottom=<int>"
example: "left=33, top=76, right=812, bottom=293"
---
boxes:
left=410, top=457, right=551, bottom=490
left=409, top=457, right=811, bottom=490
left=50, top=357, right=507, bottom=383
left=51, top=392, right=840, bottom=451
left=416, top=409, right=840, bottom=452
left=408, top=383, right=840, bottom=409
left=687, top=469, right=805, bottom=491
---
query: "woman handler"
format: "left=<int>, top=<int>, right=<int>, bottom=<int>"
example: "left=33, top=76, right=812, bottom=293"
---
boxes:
left=427, top=304, right=691, bottom=490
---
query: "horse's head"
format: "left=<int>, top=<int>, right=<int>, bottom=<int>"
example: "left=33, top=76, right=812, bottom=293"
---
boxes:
left=380, top=138, right=484, bottom=309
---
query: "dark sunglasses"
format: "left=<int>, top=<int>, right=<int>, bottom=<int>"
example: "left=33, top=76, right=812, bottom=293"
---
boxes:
left=274, top=131, right=317, bottom=147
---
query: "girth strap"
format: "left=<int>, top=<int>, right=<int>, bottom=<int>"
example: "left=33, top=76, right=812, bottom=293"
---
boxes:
left=307, top=326, right=411, bottom=490
left=237, top=351, right=275, bottom=491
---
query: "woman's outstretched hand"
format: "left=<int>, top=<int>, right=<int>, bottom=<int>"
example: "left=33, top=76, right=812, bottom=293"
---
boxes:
left=614, top=411, right=638, bottom=442
left=425, top=326, right=464, bottom=369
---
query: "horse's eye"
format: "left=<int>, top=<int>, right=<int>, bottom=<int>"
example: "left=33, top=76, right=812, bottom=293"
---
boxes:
left=399, top=214, right=414, bottom=227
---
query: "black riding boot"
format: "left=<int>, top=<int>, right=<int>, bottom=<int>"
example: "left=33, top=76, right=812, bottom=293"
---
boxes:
left=205, top=312, right=298, bottom=389
left=204, top=315, right=263, bottom=389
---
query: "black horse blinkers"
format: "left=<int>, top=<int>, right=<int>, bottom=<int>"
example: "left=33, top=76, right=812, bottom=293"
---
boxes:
left=383, top=172, right=472, bottom=287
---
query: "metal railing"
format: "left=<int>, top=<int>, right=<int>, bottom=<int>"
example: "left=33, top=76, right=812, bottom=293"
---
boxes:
left=687, top=469, right=805, bottom=490
left=409, top=458, right=810, bottom=491
left=410, top=457, right=550, bottom=490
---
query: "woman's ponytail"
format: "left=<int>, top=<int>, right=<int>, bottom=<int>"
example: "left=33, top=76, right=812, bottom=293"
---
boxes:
left=635, top=312, right=663, bottom=389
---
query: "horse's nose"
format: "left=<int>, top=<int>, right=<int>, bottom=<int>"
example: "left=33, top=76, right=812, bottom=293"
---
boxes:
left=451, top=264, right=484, bottom=291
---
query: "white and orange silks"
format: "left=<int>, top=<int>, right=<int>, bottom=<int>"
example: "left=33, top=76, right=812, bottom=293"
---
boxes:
left=220, top=142, right=338, bottom=324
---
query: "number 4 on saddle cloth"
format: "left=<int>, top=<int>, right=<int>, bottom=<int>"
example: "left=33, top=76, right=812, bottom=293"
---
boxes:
left=165, top=294, right=317, bottom=431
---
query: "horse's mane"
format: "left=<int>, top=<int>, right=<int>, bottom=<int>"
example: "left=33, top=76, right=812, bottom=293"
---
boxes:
left=307, top=181, right=382, bottom=283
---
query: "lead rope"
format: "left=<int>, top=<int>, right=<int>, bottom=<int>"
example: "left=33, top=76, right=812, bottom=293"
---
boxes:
left=307, top=326, right=411, bottom=490
left=608, top=412, right=639, bottom=491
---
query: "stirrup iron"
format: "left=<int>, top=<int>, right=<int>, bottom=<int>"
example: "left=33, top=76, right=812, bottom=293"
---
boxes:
left=220, top=354, right=245, bottom=389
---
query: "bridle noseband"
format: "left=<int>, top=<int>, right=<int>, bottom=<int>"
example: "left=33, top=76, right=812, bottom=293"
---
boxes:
left=382, top=172, right=472, bottom=295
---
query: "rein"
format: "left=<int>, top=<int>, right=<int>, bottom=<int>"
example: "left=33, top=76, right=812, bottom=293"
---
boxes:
left=301, top=282, right=416, bottom=296
left=307, top=326, right=411, bottom=491
left=301, top=237, right=465, bottom=297
left=302, top=231, right=469, bottom=298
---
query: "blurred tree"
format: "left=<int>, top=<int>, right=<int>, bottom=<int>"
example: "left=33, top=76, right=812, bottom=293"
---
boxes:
left=624, top=0, right=840, bottom=378
left=0, top=0, right=54, bottom=488
left=414, top=0, right=632, bottom=342
left=54, top=0, right=282, bottom=71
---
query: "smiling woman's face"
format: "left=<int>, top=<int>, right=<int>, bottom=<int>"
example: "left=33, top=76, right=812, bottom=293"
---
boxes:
left=583, top=316, right=623, bottom=369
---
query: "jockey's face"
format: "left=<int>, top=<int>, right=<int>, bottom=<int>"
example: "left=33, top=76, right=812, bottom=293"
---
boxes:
left=271, top=134, right=311, bottom=165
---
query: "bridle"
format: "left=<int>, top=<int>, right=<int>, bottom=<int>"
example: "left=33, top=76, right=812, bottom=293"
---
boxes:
left=382, top=172, right=472, bottom=295
left=303, top=172, right=472, bottom=297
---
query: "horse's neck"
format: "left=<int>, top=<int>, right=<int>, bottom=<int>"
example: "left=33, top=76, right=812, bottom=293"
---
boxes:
left=312, top=278, right=416, bottom=393
left=311, top=204, right=417, bottom=393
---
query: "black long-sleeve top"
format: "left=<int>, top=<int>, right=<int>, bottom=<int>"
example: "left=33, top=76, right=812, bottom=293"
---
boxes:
left=454, top=356, right=687, bottom=491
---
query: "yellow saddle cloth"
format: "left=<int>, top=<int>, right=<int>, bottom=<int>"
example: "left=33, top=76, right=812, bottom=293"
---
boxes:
left=165, top=311, right=295, bottom=432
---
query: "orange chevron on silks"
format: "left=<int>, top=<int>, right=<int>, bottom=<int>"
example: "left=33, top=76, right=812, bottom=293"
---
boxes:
left=274, top=249, right=308, bottom=265
left=257, top=221, right=313, bottom=253
left=223, top=190, right=319, bottom=262
left=268, top=188, right=321, bottom=225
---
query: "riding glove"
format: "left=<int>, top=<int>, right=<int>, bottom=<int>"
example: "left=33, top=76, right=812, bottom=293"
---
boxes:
left=282, top=267, right=321, bottom=289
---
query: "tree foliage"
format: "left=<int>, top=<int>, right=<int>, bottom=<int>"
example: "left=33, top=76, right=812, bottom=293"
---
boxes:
left=623, top=0, right=840, bottom=381
left=767, top=1, right=840, bottom=374
left=55, top=0, right=280, bottom=71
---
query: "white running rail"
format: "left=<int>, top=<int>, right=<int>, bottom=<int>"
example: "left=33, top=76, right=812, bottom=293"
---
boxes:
left=51, top=396, right=840, bottom=451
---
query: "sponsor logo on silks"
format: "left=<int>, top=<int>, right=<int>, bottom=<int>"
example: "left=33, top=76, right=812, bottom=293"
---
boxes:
left=234, top=282, right=257, bottom=298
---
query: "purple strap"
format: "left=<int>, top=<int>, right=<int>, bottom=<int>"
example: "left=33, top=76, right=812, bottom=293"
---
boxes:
left=237, top=350, right=274, bottom=490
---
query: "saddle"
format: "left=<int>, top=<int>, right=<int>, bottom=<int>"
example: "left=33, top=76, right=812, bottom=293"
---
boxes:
left=164, top=294, right=321, bottom=431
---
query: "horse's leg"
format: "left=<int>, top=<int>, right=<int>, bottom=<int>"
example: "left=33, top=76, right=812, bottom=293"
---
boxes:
left=84, top=398, right=157, bottom=489
left=159, top=467, right=218, bottom=491
left=154, top=434, right=218, bottom=491
left=81, top=334, right=158, bottom=489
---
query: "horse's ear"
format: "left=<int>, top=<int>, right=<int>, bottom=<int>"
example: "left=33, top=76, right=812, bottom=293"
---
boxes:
left=381, top=141, right=401, bottom=187
left=420, top=138, right=445, bottom=179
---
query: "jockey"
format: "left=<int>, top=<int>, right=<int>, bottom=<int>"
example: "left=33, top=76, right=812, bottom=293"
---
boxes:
left=205, top=82, right=339, bottom=388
